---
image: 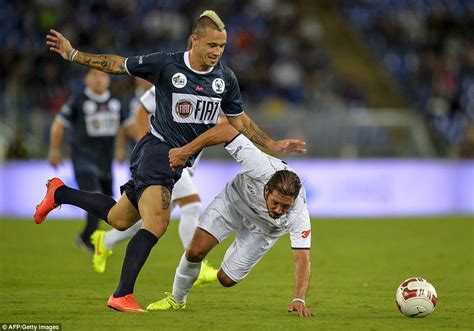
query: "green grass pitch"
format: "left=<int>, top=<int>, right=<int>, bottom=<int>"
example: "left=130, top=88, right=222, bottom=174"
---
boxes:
left=1, top=216, right=473, bottom=330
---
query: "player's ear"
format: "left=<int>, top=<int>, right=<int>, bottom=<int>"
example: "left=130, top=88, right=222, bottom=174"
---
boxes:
left=191, top=34, right=199, bottom=46
left=264, top=185, right=268, bottom=200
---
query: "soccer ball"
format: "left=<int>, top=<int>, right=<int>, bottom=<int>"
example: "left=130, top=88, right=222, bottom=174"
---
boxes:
left=395, top=277, right=437, bottom=318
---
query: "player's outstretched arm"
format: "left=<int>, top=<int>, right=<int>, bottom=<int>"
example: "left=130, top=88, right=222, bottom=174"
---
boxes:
left=287, top=249, right=314, bottom=317
left=169, top=123, right=239, bottom=169
left=46, top=29, right=127, bottom=74
left=226, top=113, right=306, bottom=154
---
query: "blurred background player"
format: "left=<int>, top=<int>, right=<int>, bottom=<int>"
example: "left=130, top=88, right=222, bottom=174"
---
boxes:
left=147, top=124, right=313, bottom=317
left=48, top=68, right=134, bottom=252
left=91, top=85, right=218, bottom=287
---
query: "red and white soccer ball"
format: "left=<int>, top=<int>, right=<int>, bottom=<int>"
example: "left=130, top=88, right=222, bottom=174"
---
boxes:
left=396, top=277, right=438, bottom=318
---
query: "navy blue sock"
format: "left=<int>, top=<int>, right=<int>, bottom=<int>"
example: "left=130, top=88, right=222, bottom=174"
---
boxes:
left=114, top=229, right=158, bottom=297
left=54, top=186, right=116, bottom=222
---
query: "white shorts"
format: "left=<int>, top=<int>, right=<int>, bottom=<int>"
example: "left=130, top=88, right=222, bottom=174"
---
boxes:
left=199, top=195, right=279, bottom=283
left=171, top=168, right=198, bottom=201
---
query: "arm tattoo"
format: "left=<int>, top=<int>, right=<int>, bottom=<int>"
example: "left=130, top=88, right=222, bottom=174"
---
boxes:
left=240, top=121, right=270, bottom=148
left=74, top=52, right=126, bottom=74
left=161, top=186, right=171, bottom=210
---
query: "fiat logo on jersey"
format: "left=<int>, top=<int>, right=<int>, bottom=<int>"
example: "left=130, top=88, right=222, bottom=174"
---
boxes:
left=212, top=78, right=225, bottom=94
left=172, top=73, right=187, bottom=88
left=175, top=99, right=193, bottom=118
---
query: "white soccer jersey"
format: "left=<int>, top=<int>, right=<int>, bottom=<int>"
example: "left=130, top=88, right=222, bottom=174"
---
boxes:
left=139, top=86, right=156, bottom=114
left=223, top=134, right=311, bottom=248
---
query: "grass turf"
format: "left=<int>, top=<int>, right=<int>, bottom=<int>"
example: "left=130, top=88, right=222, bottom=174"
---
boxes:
left=0, top=216, right=473, bottom=330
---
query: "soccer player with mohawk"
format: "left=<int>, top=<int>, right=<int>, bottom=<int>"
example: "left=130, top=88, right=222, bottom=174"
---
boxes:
left=39, top=10, right=306, bottom=312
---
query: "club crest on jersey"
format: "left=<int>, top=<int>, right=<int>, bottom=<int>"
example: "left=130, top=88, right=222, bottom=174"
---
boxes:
left=172, top=73, right=187, bottom=88
left=175, top=99, right=193, bottom=118
left=212, top=78, right=225, bottom=94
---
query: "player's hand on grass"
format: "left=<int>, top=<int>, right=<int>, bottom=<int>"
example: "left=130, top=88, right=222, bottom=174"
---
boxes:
left=169, top=147, right=192, bottom=170
left=46, top=29, right=74, bottom=61
left=48, top=149, right=62, bottom=168
left=272, top=139, right=306, bottom=154
left=287, top=301, right=314, bottom=318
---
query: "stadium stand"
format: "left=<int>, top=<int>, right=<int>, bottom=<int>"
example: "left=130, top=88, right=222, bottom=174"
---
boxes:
left=1, top=0, right=355, bottom=156
left=1, top=0, right=473, bottom=157
left=340, top=0, right=474, bottom=156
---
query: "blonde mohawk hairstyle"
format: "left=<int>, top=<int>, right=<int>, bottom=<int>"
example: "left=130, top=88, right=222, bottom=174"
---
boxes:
left=198, top=10, right=225, bottom=31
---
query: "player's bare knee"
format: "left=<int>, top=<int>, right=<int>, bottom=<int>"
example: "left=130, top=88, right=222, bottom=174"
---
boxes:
left=116, top=221, right=132, bottom=231
left=217, top=269, right=237, bottom=287
left=107, top=209, right=124, bottom=230
left=109, top=216, right=130, bottom=231
left=107, top=206, right=138, bottom=231
left=185, top=247, right=206, bottom=262
left=141, top=213, right=170, bottom=238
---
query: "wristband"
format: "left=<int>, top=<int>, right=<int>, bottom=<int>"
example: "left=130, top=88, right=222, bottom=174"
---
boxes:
left=69, top=49, right=79, bottom=62
left=68, top=49, right=74, bottom=61
left=292, top=298, right=305, bottom=305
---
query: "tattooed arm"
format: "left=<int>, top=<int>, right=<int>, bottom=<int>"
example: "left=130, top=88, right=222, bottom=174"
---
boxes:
left=73, top=52, right=126, bottom=74
left=46, top=29, right=126, bottom=74
left=226, top=113, right=307, bottom=154
left=226, top=112, right=271, bottom=148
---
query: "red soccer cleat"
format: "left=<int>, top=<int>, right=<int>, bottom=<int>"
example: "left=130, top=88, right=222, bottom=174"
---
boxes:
left=34, top=177, right=65, bottom=224
left=107, top=294, right=147, bottom=313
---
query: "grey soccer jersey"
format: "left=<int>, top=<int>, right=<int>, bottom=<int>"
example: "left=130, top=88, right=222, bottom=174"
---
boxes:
left=223, top=134, right=311, bottom=248
left=56, top=87, right=125, bottom=174
left=125, top=51, right=244, bottom=165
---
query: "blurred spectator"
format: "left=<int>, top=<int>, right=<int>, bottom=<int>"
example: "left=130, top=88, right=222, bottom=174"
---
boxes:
left=456, top=122, right=474, bottom=158
left=6, top=132, right=29, bottom=160
left=342, top=0, right=474, bottom=156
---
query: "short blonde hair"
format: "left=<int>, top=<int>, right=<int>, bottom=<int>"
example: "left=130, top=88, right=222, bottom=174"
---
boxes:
left=193, top=10, right=225, bottom=37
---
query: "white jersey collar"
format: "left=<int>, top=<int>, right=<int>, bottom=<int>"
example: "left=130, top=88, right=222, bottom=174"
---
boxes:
left=84, top=87, right=110, bottom=102
left=184, top=51, right=214, bottom=74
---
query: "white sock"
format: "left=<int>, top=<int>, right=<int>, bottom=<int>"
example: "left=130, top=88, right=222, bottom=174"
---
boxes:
left=172, top=254, right=201, bottom=303
left=103, top=220, right=142, bottom=249
left=178, top=202, right=201, bottom=248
